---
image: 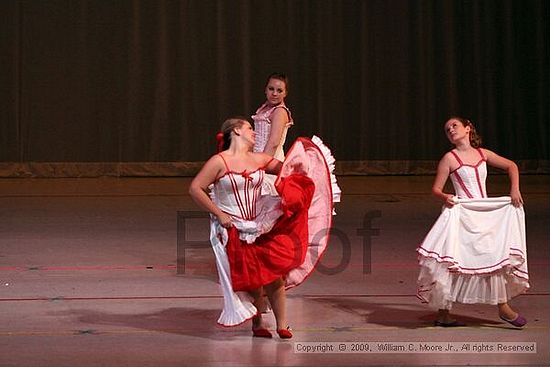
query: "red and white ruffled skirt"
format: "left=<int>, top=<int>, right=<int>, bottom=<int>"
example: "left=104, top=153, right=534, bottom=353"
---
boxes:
left=210, top=136, right=341, bottom=326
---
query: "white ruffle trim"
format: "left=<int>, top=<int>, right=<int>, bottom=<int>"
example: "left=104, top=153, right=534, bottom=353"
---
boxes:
left=311, top=135, right=341, bottom=209
left=209, top=181, right=283, bottom=244
left=216, top=290, right=257, bottom=326
left=232, top=195, right=283, bottom=244
left=417, top=257, right=530, bottom=310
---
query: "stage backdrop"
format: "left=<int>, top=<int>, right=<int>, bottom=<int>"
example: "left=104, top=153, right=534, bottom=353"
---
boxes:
left=1, top=0, right=548, bottom=176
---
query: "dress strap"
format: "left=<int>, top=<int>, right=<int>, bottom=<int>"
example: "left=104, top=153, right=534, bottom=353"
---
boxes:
left=272, top=105, right=294, bottom=125
left=476, top=148, right=486, bottom=161
left=261, top=157, right=276, bottom=170
left=217, top=154, right=231, bottom=173
left=450, top=150, right=463, bottom=166
left=255, top=103, right=293, bottom=126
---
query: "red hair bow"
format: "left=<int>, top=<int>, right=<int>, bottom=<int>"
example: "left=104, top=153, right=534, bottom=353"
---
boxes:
left=216, top=132, right=224, bottom=153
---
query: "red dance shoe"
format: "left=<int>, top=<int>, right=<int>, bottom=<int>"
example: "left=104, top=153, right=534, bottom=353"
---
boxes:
left=277, top=326, right=293, bottom=339
left=252, top=328, right=273, bottom=338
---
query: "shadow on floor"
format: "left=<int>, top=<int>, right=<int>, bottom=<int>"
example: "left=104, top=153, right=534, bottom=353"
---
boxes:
left=309, top=297, right=510, bottom=329
left=52, top=307, right=238, bottom=340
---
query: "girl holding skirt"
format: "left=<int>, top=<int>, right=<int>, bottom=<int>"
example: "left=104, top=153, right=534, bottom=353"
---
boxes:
left=189, top=117, right=340, bottom=338
left=417, top=117, right=529, bottom=327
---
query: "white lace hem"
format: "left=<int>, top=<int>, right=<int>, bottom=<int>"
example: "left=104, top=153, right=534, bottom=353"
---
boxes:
left=311, top=135, right=341, bottom=207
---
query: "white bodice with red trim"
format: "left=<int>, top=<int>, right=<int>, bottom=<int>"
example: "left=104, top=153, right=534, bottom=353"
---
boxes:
left=212, top=169, right=265, bottom=220
left=252, top=102, right=293, bottom=161
left=449, top=149, right=487, bottom=199
left=210, top=155, right=283, bottom=244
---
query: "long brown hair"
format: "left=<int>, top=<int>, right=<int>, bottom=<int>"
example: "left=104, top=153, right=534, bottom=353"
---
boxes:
left=449, top=116, right=482, bottom=148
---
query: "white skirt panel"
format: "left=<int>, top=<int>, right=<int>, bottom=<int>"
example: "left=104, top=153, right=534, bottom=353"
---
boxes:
left=417, top=197, right=529, bottom=309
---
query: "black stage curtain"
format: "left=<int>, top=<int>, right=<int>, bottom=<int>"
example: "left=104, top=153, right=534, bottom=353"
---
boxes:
left=1, top=0, right=548, bottom=176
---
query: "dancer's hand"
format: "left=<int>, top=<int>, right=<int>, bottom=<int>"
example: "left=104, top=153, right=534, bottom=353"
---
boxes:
left=510, top=188, right=524, bottom=207
left=217, top=213, right=233, bottom=228
left=443, top=194, right=456, bottom=208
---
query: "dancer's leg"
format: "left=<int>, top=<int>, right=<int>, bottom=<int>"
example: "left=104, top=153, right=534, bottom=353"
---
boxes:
left=437, top=308, right=456, bottom=324
left=498, top=302, right=518, bottom=320
left=264, top=278, right=286, bottom=330
left=249, top=287, right=268, bottom=330
left=498, top=302, right=527, bottom=327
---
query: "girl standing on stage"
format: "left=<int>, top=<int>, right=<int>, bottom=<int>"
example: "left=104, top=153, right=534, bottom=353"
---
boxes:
left=189, top=117, right=338, bottom=338
left=417, top=117, right=529, bottom=328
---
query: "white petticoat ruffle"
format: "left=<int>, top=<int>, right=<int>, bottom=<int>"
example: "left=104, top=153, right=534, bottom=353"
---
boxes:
left=417, top=257, right=529, bottom=309
left=311, top=135, right=342, bottom=206
left=417, top=196, right=529, bottom=310
left=259, top=136, right=341, bottom=204
left=232, top=194, right=283, bottom=244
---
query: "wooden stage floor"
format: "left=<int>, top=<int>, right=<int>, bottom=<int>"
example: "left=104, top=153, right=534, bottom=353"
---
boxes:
left=1, top=175, right=549, bottom=366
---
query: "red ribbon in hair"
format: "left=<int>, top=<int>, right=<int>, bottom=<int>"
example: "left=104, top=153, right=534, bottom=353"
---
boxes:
left=216, top=132, right=224, bottom=153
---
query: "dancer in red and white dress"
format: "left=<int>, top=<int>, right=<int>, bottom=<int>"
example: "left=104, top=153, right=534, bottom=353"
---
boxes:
left=189, top=117, right=340, bottom=339
left=417, top=117, right=529, bottom=328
